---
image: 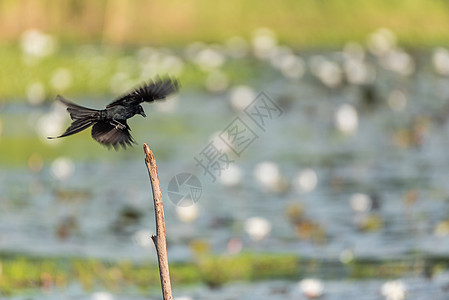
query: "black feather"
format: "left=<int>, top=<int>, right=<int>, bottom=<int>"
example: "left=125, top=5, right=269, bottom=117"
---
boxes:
left=91, top=120, right=135, bottom=149
left=50, top=118, right=95, bottom=139
left=48, top=77, right=179, bottom=149
left=57, top=95, right=100, bottom=120
left=107, top=77, right=179, bottom=108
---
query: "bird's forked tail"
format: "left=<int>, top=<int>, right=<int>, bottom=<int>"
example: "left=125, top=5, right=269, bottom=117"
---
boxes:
left=48, top=95, right=100, bottom=139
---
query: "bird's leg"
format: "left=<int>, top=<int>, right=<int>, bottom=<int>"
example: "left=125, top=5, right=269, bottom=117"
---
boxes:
left=110, top=119, right=126, bottom=130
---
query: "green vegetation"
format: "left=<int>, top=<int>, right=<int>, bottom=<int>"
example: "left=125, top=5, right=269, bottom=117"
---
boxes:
left=1, top=0, right=448, bottom=99
left=0, top=113, right=192, bottom=166
left=1, top=0, right=449, bottom=47
left=0, top=40, right=274, bottom=166
left=0, top=43, right=268, bottom=100
left=2, top=0, right=448, bottom=100
left=0, top=253, right=300, bottom=295
left=0, top=252, right=438, bottom=295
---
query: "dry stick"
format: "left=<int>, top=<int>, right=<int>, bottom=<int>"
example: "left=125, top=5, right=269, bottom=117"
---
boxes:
left=143, top=143, right=173, bottom=300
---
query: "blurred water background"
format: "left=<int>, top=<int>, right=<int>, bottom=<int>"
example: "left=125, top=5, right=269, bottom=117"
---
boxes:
left=3, top=1, right=449, bottom=299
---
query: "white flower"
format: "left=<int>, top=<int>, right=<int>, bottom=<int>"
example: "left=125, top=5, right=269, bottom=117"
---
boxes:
left=252, top=27, right=277, bottom=59
left=295, top=169, right=318, bottom=193
left=299, top=278, right=324, bottom=298
left=350, top=193, right=372, bottom=213
left=433, top=48, right=449, bottom=75
left=51, top=157, right=75, bottom=181
left=381, top=280, right=406, bottom=300
left=219, top=164, right=242, bottom=187
left=245, top=217, right=271, bottom=241
left=133, top=229, right=154, bottom=248
left=194, top=46, right=225, bottom=70
left=229, top=85, right=255, bottom=112
left=175, top=204, right=199, bottom=223
left=20, top=29, right=57, bottom=59
left=254, top=161, right=282, bottom=192
left=335, top=104, right=358, bottom=135
left=367, top=28, right=396, bottom=56
left=91, top=291, right=114, bottom=300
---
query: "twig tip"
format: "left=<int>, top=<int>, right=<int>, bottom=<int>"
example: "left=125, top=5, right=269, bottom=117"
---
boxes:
left=143, top=143, right=151, bottom=157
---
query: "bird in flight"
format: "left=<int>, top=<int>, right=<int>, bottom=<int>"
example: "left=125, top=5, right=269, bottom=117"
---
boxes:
left=48, top=77, right=179, bottom=149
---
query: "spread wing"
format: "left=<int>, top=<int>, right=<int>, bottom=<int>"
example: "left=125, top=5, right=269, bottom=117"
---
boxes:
left=91, top=120, right=136, bottom=149
left=106, top=77, right=179, bottom=108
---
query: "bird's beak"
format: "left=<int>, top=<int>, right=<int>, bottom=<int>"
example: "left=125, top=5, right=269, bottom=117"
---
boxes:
left=140, top=111, right=146, bottom=117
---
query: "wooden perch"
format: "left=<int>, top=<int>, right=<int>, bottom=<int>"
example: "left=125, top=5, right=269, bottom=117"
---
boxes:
left=143, top=143, right=173, bottom=300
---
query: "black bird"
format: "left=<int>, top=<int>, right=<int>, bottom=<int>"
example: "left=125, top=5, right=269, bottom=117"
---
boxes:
left=48, top=77, right=179, bottom=149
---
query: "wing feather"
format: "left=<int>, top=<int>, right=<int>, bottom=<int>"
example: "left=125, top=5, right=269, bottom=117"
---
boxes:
left=107, top=77, right=179, bottom=108
left=91, top=120, right=136, bottom=149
